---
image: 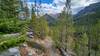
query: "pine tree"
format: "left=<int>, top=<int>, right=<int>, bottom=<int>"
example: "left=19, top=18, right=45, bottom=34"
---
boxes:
left=80, top=33, right=88, bottom=56
left=74, top=27, right=89, bottom=56
left=0, top=0, right=20, bottom=18
left=31, top=4, right=49, bottom=38
left=23, top=0, right=29, bottom=19
left=88, top=20, right=100, bottom=56
left=39, top=16, right=49, bottom=39
left=51, top=0, right=76, bottom=55
left=58, top=9, right=75, bottom=52
left=59, top=0, right=75, bottom=52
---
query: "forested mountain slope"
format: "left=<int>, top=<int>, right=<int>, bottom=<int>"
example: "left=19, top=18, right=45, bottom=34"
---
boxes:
left=74, top=2, right=100, bottom=25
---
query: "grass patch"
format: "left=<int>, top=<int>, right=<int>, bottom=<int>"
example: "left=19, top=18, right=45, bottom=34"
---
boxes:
left=0, top=35, right=27, bottom=52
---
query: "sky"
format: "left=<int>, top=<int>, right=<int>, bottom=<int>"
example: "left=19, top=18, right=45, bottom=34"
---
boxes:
left=28, top=0, right=53, bottom=4
left=27, top=0, right=100, bottom=14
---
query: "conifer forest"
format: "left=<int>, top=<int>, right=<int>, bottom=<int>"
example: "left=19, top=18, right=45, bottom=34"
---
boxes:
left=0, top=0, right=100, bottom=56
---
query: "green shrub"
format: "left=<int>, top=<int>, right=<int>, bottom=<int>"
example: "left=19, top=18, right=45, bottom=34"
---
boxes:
left=0, top=35, right=27, bottom=51
left=0, top=18, right=28, bottom=33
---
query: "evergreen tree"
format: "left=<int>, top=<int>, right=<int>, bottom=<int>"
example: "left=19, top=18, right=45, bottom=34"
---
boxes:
left=59, top=9, right=75, bottom=52
left=81, top=33, right=88, bottom=56
left=51, top=0, right=76, bottom=55
left=75, top=33, right=88, bottom=56
left=88, top=20, right=100, bottom=56
left=39, top=16, right=49, bottom=38
left=22, top=0, right=30, bottom=19
left=59, top=0, right=75, bottom=53
left=31, top=4, right=49, bottom=38
left=0, top=0, right=19, bottom=18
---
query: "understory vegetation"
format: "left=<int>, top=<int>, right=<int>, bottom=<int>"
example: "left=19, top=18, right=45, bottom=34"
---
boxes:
left=0, top=0, right=100, bottom=56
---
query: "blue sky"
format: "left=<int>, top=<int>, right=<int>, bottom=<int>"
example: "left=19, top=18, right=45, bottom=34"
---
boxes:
left=27, top=0, right=100, bottom=14
left=28, top=0, right=53, bottom=4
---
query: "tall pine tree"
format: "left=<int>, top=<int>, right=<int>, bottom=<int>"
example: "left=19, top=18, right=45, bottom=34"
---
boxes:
left=31, top=4, right=49, bottom=39
left=52, top=0, right=76, bottom=55
left=0, top=0, right=19, bottom=18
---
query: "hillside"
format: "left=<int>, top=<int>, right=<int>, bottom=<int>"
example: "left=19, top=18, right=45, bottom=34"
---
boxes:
left=75, top=2, right=100, bottom=18
left=74, top=2, right=100, bottom=25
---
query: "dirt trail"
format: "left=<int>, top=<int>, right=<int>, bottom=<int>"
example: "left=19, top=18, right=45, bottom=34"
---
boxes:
left=31, top=37, right=60, bottom=56
left=19, top=37, right=61, bottom=56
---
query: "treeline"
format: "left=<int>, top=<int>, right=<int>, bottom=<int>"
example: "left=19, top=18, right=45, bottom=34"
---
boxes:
left=0, top=0, right=28, bottom=33
left=0, top=0, right=28, bottom=51
left=50, top=0, right=100, bottom=56
left=74, top=15, right=100, bottom=56
left=0, top=0, right=49, bottom=51
left=0, top=0, right=100, bottom=56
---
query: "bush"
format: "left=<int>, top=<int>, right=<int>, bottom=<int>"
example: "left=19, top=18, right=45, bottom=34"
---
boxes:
left=0, top=18, right=28, bottom=33
left=0, top=35, right=27, bottom=51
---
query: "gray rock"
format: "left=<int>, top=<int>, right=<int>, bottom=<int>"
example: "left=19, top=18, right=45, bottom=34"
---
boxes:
left=0, top=47, right=20, bottom=56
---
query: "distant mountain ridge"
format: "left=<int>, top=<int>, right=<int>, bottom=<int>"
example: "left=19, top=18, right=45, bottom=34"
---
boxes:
left=74, top=2, right=100, bottom=25
left=43, top=2, right=100, bottom=26
left=43, top=14, right=58, bottom=26
left=75, top=2, right=100, bottom=17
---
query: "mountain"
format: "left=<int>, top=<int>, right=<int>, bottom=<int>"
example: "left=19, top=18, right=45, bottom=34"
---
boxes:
left=49, top=13, right=60, bottom=19
left=74, top=2, right=100, bottom=25
left=75, top=2, right=100, bottom=18
left=43, top=14, right=58, bottom=26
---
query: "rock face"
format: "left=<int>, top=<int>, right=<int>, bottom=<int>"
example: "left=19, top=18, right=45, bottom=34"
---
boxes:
left=0, top=47, right=20, bottom=56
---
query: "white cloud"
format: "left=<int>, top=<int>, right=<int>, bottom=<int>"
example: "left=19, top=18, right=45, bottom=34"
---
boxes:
left=72, top=0, right=99, bottom=7
left=27, top=1, right=64, bottom=14
left=27, top=0, right=100, bottom=14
